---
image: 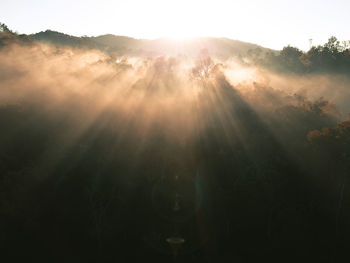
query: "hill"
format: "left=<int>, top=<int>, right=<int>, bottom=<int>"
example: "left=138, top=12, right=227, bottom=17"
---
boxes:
left=29, top=30, right=274, bottom=58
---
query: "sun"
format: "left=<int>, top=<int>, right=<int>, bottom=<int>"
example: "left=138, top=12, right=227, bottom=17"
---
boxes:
left=166, top=35, right=194, bottom=42
left=159, top=20, right=199, bottom=42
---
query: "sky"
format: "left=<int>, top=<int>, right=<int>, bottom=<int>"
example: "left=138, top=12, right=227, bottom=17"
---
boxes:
left=1, top=0, right=350, bottom=50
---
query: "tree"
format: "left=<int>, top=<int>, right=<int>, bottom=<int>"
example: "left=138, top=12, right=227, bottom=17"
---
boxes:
left=324, top=36, right=341, bottom=53
left=279, top=46, right=305, bottom=73
left=0, top=22, right=12, bottom=33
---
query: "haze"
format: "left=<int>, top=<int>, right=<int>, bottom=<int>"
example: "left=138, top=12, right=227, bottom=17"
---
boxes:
left=1, top=1, right=350, bottom=262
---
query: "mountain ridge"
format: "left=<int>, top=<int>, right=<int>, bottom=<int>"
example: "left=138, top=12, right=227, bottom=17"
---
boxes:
left=28, top=29, right=277, bottom=58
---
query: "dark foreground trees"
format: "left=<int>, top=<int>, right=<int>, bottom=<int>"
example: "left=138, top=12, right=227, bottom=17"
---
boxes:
left=1, top=23, right=350, bottom=262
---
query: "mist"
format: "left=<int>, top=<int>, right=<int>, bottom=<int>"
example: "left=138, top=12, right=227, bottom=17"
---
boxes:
left=1, top=31, right=350, bottom=263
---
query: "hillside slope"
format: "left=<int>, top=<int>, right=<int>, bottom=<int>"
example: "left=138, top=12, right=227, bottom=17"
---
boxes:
left=29, top=30, right=275, bottom=58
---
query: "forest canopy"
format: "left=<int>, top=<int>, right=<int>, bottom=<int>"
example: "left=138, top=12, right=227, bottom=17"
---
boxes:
left=1, top=23, right=350, bottom=262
